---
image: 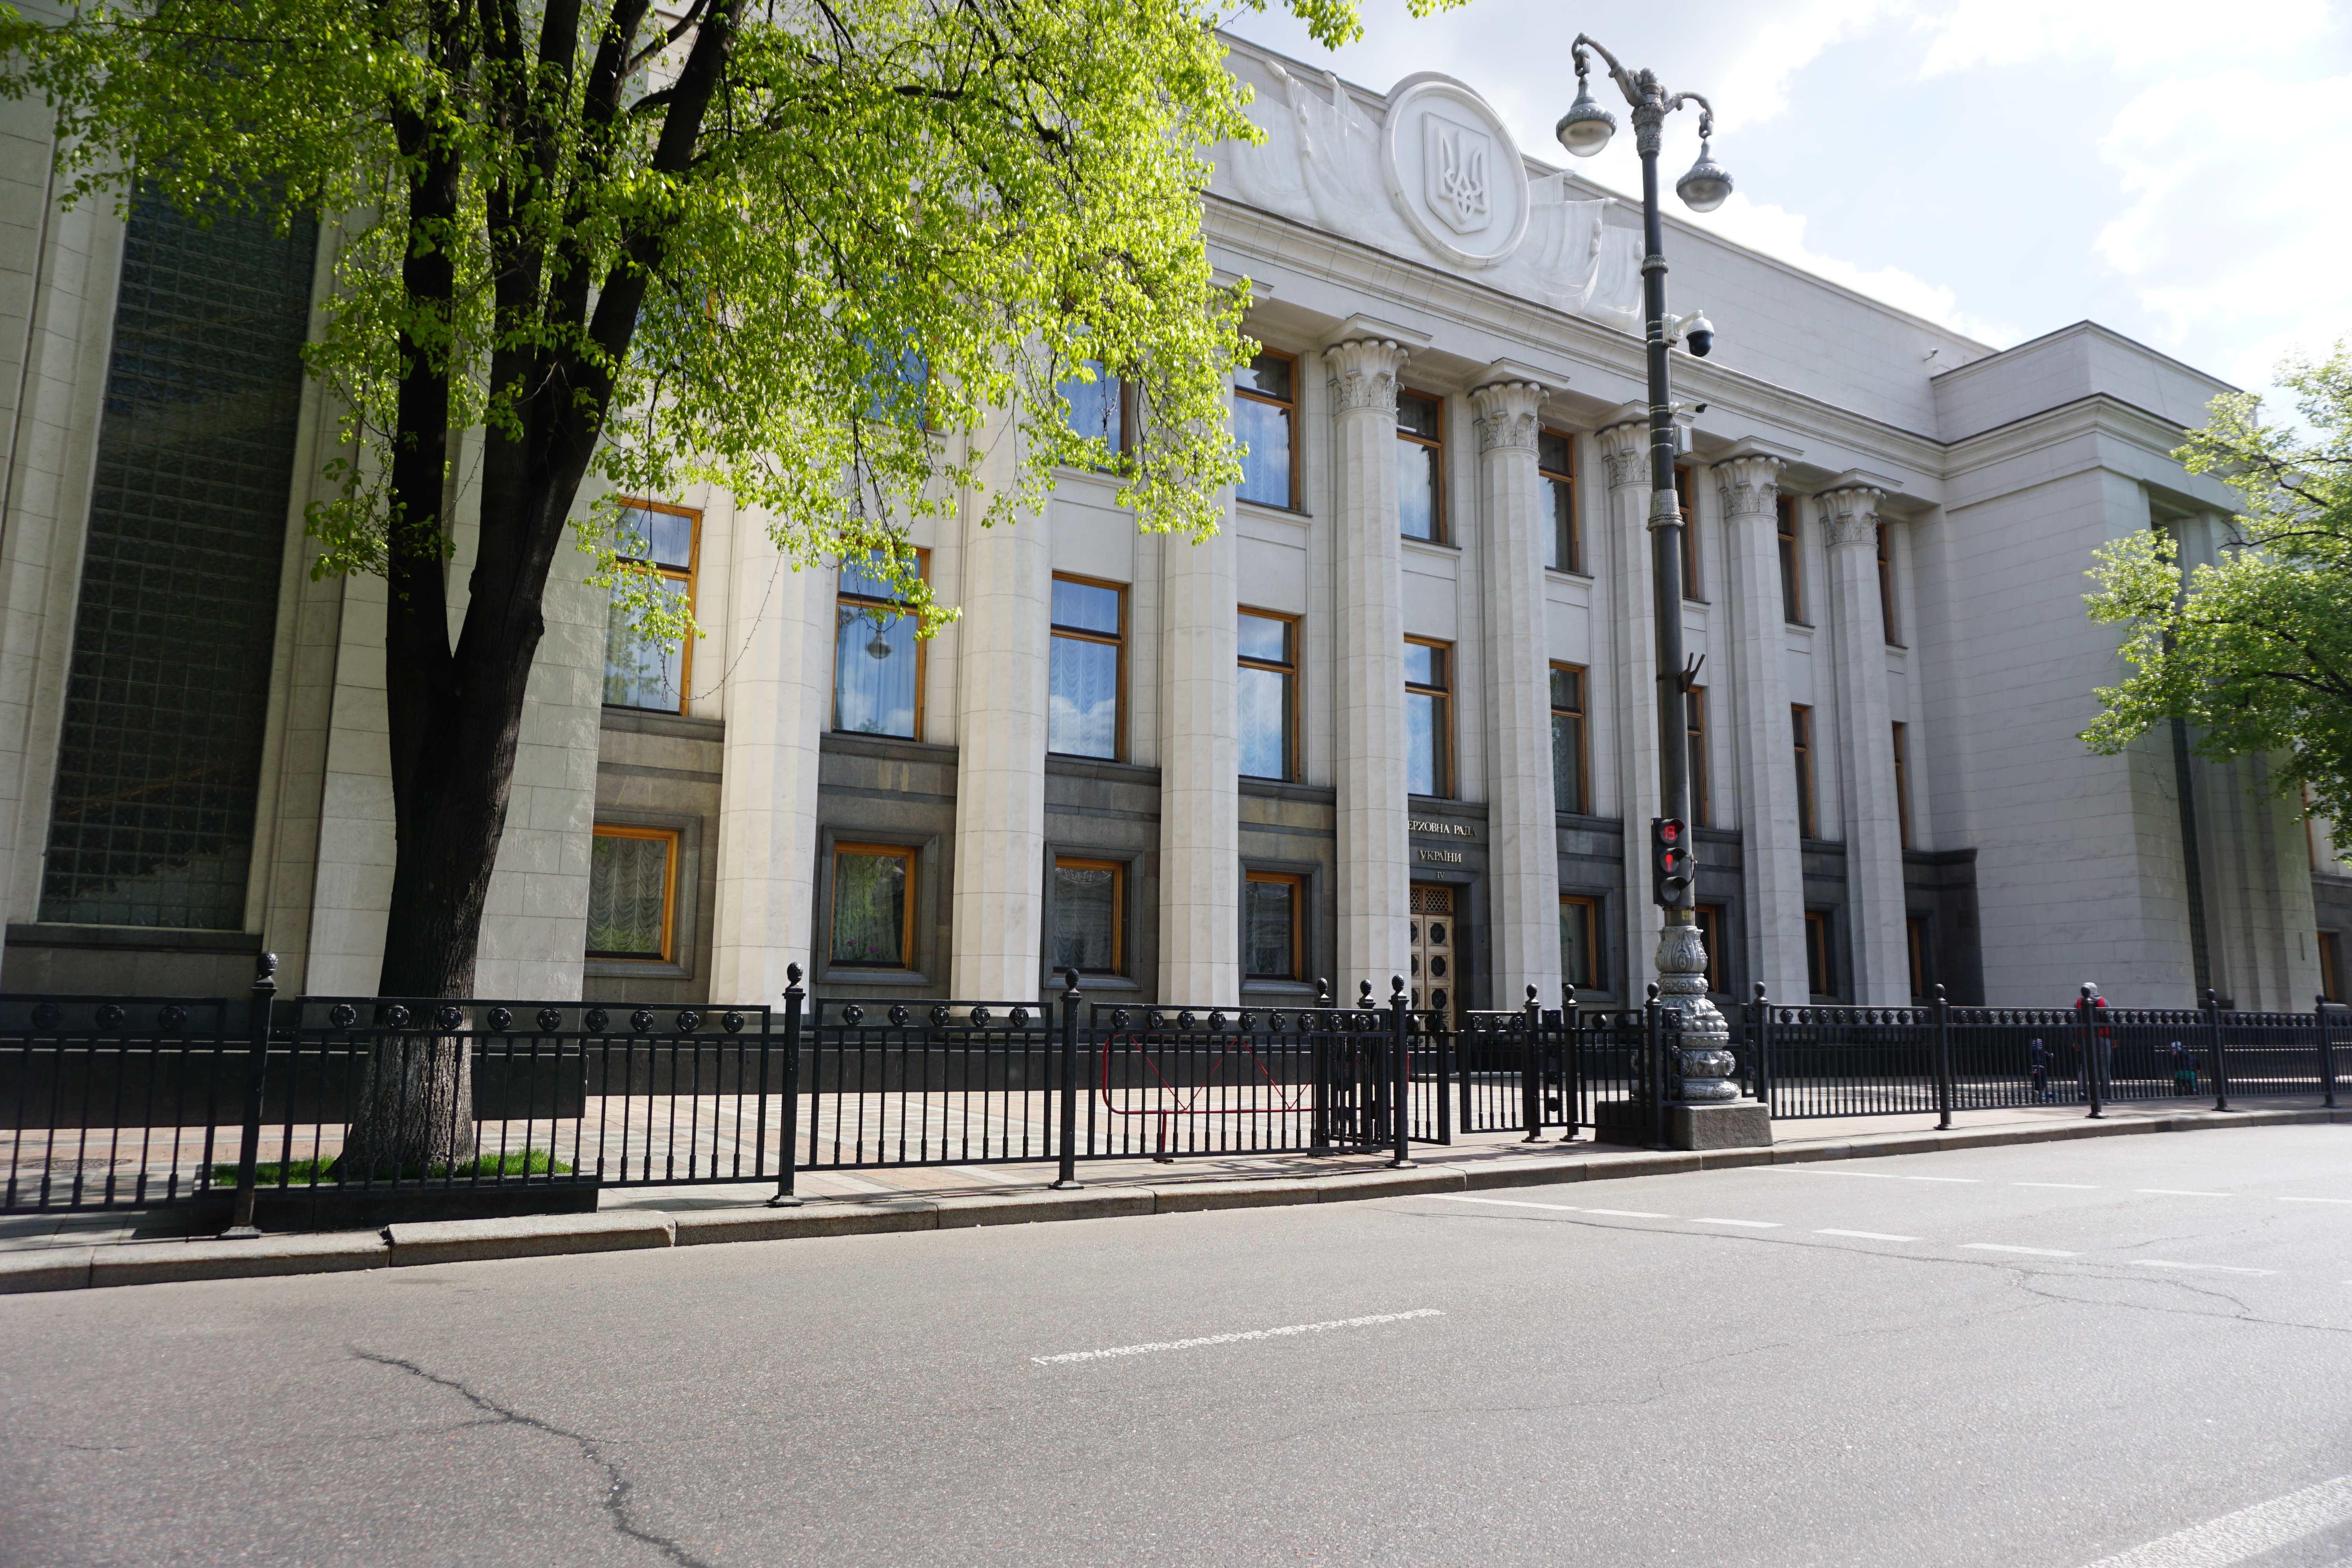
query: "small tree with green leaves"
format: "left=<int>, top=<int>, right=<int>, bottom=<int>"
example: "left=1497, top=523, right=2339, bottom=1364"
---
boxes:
left=2082, top=346, right=2352, bottom=828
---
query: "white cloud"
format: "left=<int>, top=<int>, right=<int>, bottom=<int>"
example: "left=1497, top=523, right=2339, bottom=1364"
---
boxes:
left=1914, top=0, right=2329, bottom=75
left=1693, top=193, right=2014, bottom=343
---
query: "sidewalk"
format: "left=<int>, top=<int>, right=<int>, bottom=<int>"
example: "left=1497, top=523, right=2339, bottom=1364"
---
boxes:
left=4, top=1094, right=2343, bottom=1292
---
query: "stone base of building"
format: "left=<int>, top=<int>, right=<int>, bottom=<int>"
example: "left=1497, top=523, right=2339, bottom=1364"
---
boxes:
left=1593, top=1098, right=1774, bottom=1151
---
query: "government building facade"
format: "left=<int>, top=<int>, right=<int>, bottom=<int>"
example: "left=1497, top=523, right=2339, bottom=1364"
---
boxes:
left=1, top=40, right=2346, bottom=1016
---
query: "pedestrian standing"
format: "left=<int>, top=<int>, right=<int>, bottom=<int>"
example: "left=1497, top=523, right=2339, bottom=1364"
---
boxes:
left=2170, top=1040, right=2198, bottom=1096
left=2029, top=1037, right=2050, bottom=1102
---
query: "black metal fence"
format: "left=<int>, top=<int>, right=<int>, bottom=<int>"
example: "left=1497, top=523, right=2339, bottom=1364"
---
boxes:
left=4, top=957, right=2343, bottom=1220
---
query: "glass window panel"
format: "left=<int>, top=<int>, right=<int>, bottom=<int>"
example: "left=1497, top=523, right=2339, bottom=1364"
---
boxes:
left=1049, top=636, right=1120, bottom=757
left=1235, top=352, right=1292, bottom=401
left=1053, top=864, right=1119, bottom=973
left=586, top=833, right=671, bottom=959
left=1238, top=664, right=1291, bottom=780
left=1402, top=641, right=1439, bottom=688
left=1537, top=431, right=1573, bottom=475
left=1060, top=362, right=1122, bottom=451
left=1234, top=397, right=1292, bottom=508
left=1552, top=713, right=1585, bottom=815
left=839, top=550, right=916, bottom=602
left=1406, top=691, right=1442, bottom=796
left=1244, top=878, right=1298, bottom=979
left=619, top=505, right=693, bottom=570
left=1397, top=440, right=1440, bottom=541
left=38, top=190, right=316, bottom=929
left=603, top=573, right=689, bottom=710
left=1049, top=578, right=1121, bottom=635
left=1236, top=610, right=1289, bottom=664
left=1560, top=899, right=1602, bottom=991
left=1550, top=665, right=1581, bottom=710
left=834, top=604, right=918, bottom=737
left=1396, top=392, right=1441, bottom=439
left=1546, top=475, right=1578, bottom=572
left=831, top=852, right=909, bottom=967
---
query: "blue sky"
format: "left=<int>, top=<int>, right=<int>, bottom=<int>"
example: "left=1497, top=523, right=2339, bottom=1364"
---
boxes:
left=1222, top=0, right=2352, bottom=412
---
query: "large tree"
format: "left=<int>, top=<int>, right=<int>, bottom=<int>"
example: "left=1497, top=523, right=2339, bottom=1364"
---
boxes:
left=2082, top=346, right=2352, bottom=828
left=0, top=0, right=1432, bottom=1007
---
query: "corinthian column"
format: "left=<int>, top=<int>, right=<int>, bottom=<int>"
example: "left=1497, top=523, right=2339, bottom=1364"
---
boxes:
left=950, top=426, right=1052, bottom=999
left=1820, top=485, right=1907, bottom=1004
left=1471, top=375, right=1561, bottom=1007
left=1325, top=333, right=1413, bottom=991
left=1158, top=509, right=1239, bottom=1004
left=1715, top=447, right=1809, bottom=1007
left=1596, top=416, right=1661, bottom=996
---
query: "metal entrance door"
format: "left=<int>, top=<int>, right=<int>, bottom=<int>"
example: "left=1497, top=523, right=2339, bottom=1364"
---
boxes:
left=1410, top=884, right=1457, bottom=1031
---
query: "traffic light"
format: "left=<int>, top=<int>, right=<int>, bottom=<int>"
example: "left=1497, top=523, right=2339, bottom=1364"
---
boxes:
left=1651, top=817, right=1693, bottom=907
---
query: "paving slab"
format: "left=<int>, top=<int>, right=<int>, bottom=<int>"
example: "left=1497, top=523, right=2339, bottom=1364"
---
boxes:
left=387, top=1211, right=675, bottom=1268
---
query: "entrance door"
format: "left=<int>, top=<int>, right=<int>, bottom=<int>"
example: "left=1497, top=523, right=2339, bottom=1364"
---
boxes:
left=1409, top=884, right=1457, bottom=1030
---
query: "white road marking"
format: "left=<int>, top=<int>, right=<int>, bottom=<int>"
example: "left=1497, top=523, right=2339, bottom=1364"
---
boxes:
left=2138, top=1189, right=2232, bottom=1198
left=1905, top=1176, right=1982, bottom=1183
left=2016, top=1182, right=2101, bottom=1189
left=1032, top=1308, right=1445, bottom=1365
left=1692, top=1218, right=1782, bottom=1229
left=2076, top=1471, right=2352, bottom=1567
left=2278, top=1196, right=2352, bottom=1205
left=1781, top=1168, right=1974, bottom=1183
left=1816, top=1229, right=1919, bottom=1242
left=1964, top=1243, right=2077, bottom=1257
left=1582, top=1208, right=1673, bottom=1219
left=2132, top=1261, right=2275, bottom=1276
left=1431, top=1196, right=1581, bottom=1213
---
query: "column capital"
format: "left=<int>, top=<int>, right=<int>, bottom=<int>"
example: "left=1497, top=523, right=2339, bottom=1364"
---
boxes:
left=1594, top=419, right=1650, bottom=490
left=1713, top=454, right=1784, bottom=520
left=1323, top=337, right=1410, bottom=414
left=1818, top=485, right=1886, bottom=549
left=1468, top=379, right=1544, bottom=453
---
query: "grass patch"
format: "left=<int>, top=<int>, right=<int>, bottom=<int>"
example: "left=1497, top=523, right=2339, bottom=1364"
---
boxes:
left=211, top=1148, right=573, bottom=1185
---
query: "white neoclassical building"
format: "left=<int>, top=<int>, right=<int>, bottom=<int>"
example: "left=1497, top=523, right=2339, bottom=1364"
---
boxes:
left=2, top=40, right=2347, bottom=1015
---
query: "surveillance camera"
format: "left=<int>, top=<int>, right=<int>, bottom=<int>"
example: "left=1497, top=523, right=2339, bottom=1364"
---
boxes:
left=1680, top=311, right=1716, bottom=358
left=1686, top=328, right=1713, bottom=358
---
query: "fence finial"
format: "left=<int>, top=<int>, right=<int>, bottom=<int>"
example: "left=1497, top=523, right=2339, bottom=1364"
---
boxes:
left=1316, top=977, right=1332, bottom=1006
left=1646, top=981, right=1660, bottom=1002
left=1934, top=982, right=1947, bottom=1003
left=1063, top=967, right=1082, bottom=1000
left=1358, top=979, right=1374, bottom=1008
left=1525, top=984, right=1539, bottom=1005
left=2205, top=988, right=2219, bottom=1008
left=1752, top=980, right=1767, bottom=1004
left=254, top=951, right=278, bottom=987
left=1390, top=974, right=1407, bottom=1003
left=1563, top=981, right=1577, bottom=1009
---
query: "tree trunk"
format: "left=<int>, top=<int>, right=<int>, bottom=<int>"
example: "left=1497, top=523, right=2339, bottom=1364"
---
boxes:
left=339, top=1018, right=479, bottom=1176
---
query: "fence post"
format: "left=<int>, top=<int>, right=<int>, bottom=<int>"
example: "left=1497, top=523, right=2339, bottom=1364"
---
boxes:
left=1054, top=967, right=1084, bottom=1188
left=1310, top=977, right=1334, bottom=1155
left=1559, top=982, right=1580, bottom=1143
left=767, top=966, right=804, bottom=1207
left=1933, top=984, right=1953, bottom=1131
left=1519, top=985, right=1543, bottom=1142
left=2079, top=984, right=2103, bottom=1120
left=1388, top=976, right=1414, bottom=1169
left=1645, top=982, right=1667, bottom=1152
left=2205, top=989, right=2228, bottom=1113
left=2320, top=994, right=2340, bottom=1111
left=1751, top=982, right=1772, bottom=1112
left=221, top=952, right=277, bottom=1239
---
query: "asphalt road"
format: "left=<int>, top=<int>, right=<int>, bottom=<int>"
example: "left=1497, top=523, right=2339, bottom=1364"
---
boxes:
left=4, top=1126, right=2350, bottom=1568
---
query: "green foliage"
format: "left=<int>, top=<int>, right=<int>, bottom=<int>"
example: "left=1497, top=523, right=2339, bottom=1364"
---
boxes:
left=2082, top=345, right=2352, bottom=825
left=211, top=1148, right=574, bottom=1184
left=0, top=0, right=1438, bottom=638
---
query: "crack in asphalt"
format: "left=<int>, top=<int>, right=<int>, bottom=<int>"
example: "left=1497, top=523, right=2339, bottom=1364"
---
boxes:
left=354, top=1349, right=716, bottom=1568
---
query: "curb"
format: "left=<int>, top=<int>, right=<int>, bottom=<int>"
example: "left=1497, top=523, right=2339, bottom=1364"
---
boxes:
left=4, top=1107, right=2343, bottom=1295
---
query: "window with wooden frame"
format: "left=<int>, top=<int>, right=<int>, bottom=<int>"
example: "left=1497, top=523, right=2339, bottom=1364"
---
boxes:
left=1048, top=575, right=1125, bottom=759
left=1397, top=390, right=1445, bottom=542
left=2320, top=930, right=2342, bottom=1003
left=1893, top=721, right=1914, bottom=849
left=1777, top=494, right=1806, bottom=624
left=1878, top=523, right=1902, bottom=646
left=1051, top=857, right=1124, bottom=975
left=1907, top=915, right=1931, bottom=1000
left=834, top=548, right=928, bottom=740
left=1236, top=608, right=1298, bottom=781
left=1243, top=871, right=1306, bottom=981
left=1233, top=351, right=1297, bottom=509
left=1686, top=686, right=1711, bottom=829
left=1695, top=902, right=1725, bottom=993
left=1550, top=663, right=1588, bottom=816
left=1805, top=909, right=1837, bottom=998
left=1540, top=430, right=1580, bottom=573
left=602, top=499, right=699, bottom=713
left=1403, top=637, right=1452, bottom=797
left=1792, top=704, right=1819, bottom=840
left=1560, top=894, right=1604, bottom=993
left=586, top=825, right=679, bottom=962
left=830, top=844, right=915, bottom=969
left=1059, top=360, right=1130, bottom=466
left=1675, top=464, right=1701, bottom=601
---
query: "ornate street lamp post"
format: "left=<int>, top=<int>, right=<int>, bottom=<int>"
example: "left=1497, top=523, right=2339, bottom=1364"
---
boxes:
left=1557, top=36, right=1752, bottom=1125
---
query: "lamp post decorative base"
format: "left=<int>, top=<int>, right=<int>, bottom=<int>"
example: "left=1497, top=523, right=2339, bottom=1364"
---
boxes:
left=1656, top=916, right=1740, bottom=1103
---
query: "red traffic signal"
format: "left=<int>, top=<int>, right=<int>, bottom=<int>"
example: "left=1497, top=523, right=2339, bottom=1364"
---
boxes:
left=1651, top=817, right=1692, bottom=907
